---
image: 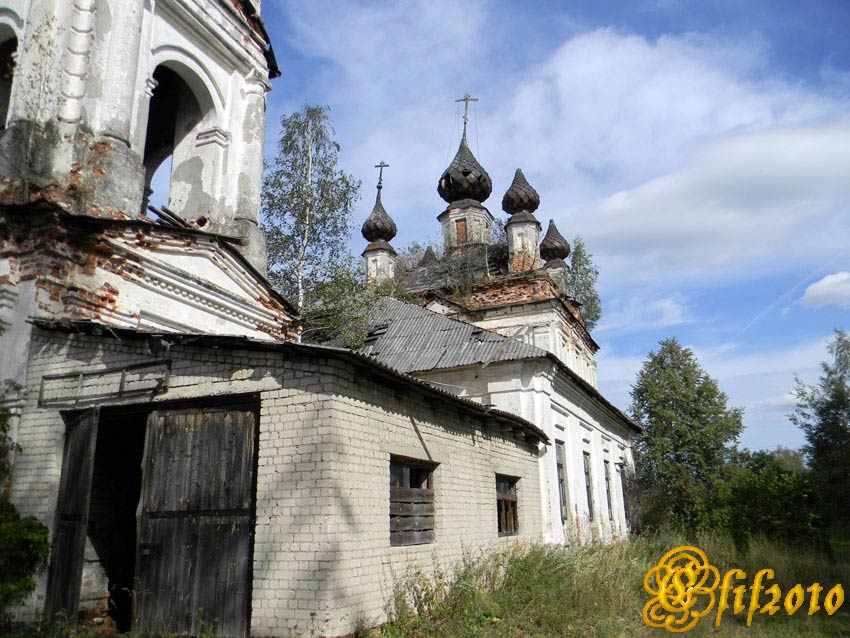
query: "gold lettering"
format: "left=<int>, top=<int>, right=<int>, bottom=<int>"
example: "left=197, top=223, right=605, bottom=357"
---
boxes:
left=824, top=584, right=844, bottom=615
left=784, top=584, right=805, bottom=615
left=807, top=583, right=823, bottom=615
left=715, top=568, right=747, bottom=625
left=747, top=569, right=773, bottom=626
left=761, top=584, right=782, bottom=616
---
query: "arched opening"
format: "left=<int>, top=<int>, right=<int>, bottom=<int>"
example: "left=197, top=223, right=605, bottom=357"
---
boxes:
left=0, top=34, right=18, bottom=128
left=142, top=64, right=212, bottom=216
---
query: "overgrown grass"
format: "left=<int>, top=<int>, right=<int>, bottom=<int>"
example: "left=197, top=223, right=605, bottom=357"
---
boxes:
left=383, top=532, right=850, bottom=638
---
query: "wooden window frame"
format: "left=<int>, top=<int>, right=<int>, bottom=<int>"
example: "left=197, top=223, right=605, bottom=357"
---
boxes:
left=604, top=460, right=614, bottom=521
left=390, top=456, right=436, bottom=546
left=496, top=474, right=519, bottom=536
left=583, top=451, right=594, bottom=522
left=555, top=441, right=569, bottom=523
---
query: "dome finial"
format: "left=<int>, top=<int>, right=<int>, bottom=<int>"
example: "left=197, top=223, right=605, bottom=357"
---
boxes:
left=540, top=219, right=570, bottom=261
left=361, top=161, right=397, bottom=243
left=502, top=168, right=540, bottom=215
left=455, top=92, right=479, bottom=141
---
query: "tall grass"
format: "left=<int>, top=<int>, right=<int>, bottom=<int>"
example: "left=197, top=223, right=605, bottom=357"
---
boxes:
left=383, top=532, right=850, bottom=638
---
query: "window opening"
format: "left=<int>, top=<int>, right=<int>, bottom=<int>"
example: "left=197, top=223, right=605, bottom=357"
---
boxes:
left=0, top=36, right=17, bottom=128
left=455, top=218, right=468, bottom=244
left=555, top=441, right=568, bottom=522
left=142, top=65, right=206, bottom=215
left=496, top=474, right=519, bottom=536
left=390, top=456, right=436, bottom=546
left=583, top=451, right=594, bottom=521
left=604, top=460, right=613, bottom=521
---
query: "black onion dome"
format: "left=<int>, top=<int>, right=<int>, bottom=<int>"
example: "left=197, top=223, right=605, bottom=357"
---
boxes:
left=501, top=168, right=540, bottom=215
left=540, top=219, right=570, bottom=261
left=361, top=189, right=397, bottom=242
left=438, top=137, right=492, bottom=204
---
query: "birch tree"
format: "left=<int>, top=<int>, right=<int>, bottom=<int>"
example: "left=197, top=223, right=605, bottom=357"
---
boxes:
left=262, top=105, right=360, bottom=311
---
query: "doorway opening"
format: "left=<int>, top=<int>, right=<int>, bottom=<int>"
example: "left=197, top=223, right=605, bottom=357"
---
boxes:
left=85, top=409, right=147, bottom=631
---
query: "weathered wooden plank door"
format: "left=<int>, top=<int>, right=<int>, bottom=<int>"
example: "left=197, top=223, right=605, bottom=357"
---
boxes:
left=134, top=405, right=257, bottom=638
left=44, top=408, right=100, bottom=623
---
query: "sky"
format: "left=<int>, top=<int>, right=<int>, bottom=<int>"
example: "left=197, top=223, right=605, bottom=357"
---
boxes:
left=254, top=0, right=850, bottom=451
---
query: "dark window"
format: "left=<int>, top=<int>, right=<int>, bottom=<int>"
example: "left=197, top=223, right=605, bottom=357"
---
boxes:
left=555, top=441, right=569, bottom=522
left=0, top=36, right=16, bottom=129
left=583, top=451, right=594, bottom=521
left=390, top=457, right=436, bottom=546
left=604, top=460, right=613, bottom=521
left=455, top=218, right=468, bottom=243
left=496, top=474, right=519, bottom=536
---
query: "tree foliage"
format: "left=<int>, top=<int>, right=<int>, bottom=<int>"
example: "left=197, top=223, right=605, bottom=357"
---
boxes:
left=792, top=329, right=850, bottom=528
left=630, top=338, right=743, bottom=531
left=702, top=449, right=827, bottom=549
left=567, top=236, right=601, bottom=331
left=262, top=104, right=361, bottom=312
left=0, top=499, right=50, bottom=619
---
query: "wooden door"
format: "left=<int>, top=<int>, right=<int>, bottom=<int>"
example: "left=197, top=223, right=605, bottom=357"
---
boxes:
left=134, top=405, right=257, bottom=638
left=44, top=408, right=100, bottom=623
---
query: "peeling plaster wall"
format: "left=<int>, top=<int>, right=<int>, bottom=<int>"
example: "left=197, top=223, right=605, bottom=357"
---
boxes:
left=0, top=210, right=297, bottom=342
left=0, top=0, right=271, bottom=271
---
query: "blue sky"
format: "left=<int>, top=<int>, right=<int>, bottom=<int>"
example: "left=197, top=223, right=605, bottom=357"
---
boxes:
left=256, top=0, right=850, bottom=451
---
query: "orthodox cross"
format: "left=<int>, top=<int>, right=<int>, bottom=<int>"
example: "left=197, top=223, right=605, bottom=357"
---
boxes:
left=375, top=161, right=389, bottom=188
left=455, top=92, right=478, bottom=138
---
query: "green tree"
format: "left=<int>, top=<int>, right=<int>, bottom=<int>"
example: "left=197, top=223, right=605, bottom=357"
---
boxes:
left=262, top=104, right=361, bottom=312
left=702, top=448, right=826, bottom=549
left=791, top=329, right=850, bottom=529
left=568, top=236, right=601, bottom=331
left=630, top=338, right=743, bottom=531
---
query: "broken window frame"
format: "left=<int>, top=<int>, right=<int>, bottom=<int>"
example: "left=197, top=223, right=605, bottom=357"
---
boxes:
left=389, top=456, right=436, bottom=546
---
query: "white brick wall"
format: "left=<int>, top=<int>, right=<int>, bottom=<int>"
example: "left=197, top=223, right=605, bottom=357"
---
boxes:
left=12, top=328, right=543, bottom=636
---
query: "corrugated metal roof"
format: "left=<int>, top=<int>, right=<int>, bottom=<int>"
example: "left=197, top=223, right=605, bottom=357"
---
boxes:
left=359, top=297, right=546, bottom=374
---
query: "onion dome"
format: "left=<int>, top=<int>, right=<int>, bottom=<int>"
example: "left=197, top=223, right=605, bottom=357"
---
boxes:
left=501, top=168, right=540, bottom=215
left=361, top=185, right=397, bottom=243
left=438, top=136, right=492, bottom=204
left=540, top=219, right=570, bottom=261
left=418, top=245, right=438, bottom=267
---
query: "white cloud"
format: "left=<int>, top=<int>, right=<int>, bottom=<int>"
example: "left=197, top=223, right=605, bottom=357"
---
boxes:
left=596, top=293, right=694, bottom=333
left=801, top=271, right=850, bottom=309
left=596, top=336, right=830, bottom=449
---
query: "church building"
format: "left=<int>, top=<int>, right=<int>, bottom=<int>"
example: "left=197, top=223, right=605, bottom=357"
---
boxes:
left=0, top=2, right=635, bottom=638
left=358, top=105, right=638, bottom=545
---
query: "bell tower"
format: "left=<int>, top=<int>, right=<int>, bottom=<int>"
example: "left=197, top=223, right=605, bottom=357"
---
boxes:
left=0, top=0, right=276, bottom=270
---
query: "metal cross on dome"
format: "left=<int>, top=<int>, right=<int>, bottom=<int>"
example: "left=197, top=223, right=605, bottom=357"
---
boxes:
left=374, top=161, right=389, bottom=188
left=455, top=92, right=479, bottom=138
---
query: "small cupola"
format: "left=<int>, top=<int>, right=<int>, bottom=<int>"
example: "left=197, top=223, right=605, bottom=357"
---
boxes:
left=503, top=169, right=542, bottom=273
left=361, top=161, right=398, bottom=287
left=540, top=219, right=570, bottom=267
left=540, top=219, right=570, bottom=290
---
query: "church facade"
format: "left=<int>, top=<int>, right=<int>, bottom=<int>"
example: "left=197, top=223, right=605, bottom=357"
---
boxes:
left=359, top=120, right=638, bottom=545
left=0, top=2, right=548, bottom=638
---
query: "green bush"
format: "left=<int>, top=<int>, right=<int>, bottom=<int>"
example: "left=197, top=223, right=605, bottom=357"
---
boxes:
left=0, top=499, right=50, bottom=618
